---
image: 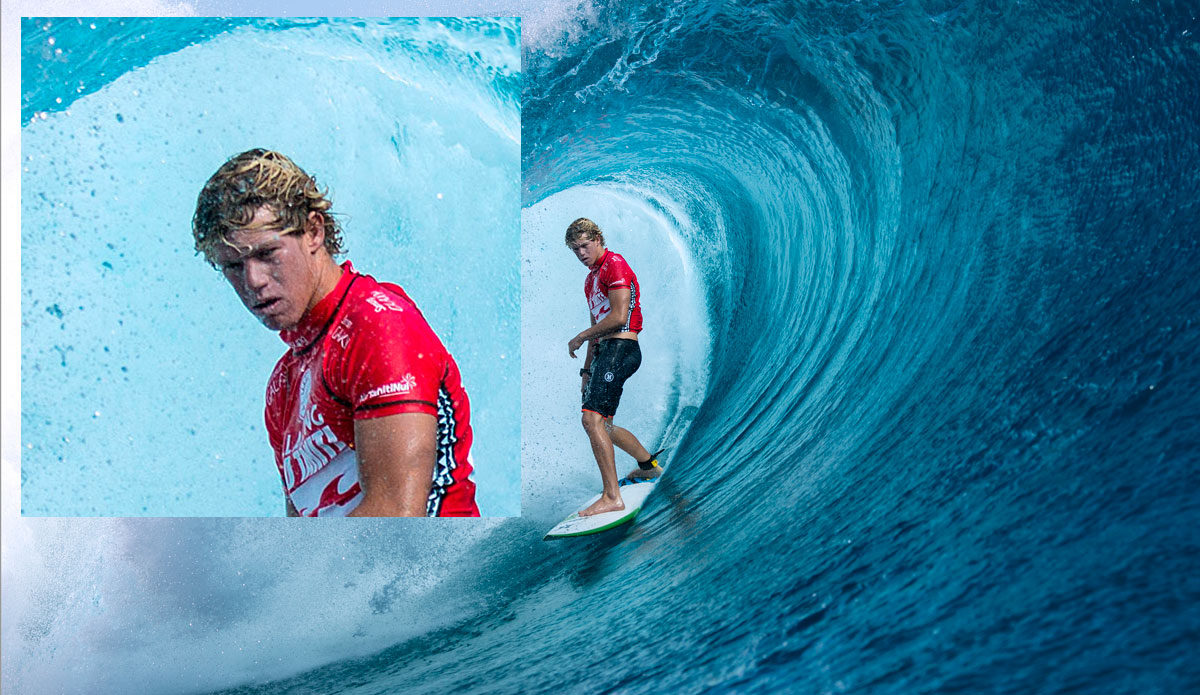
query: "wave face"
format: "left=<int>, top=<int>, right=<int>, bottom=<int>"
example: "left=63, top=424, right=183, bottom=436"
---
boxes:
left=516, top=2, right=1200, bottom=692
left=6, top=2, right=1200, bottom=694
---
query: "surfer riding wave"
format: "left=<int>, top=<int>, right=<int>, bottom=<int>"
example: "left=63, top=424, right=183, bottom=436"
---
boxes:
left=565, top=218, right=664, bottom=517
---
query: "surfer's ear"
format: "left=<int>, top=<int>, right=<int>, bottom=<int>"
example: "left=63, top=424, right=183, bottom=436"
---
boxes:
left=303, top=211, right=326, bottom=252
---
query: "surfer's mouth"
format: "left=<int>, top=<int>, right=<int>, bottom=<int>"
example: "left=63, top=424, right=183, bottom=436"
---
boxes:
left=252, top=298, right=282, bottom=313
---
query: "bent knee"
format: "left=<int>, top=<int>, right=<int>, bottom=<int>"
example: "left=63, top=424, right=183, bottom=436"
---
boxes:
left=581, top=411, right=605, bottom=431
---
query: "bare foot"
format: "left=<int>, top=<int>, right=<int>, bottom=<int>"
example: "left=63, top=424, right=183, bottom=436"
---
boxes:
left=625, top=465, right=663, bottom=481
left=579, top=495, right=624, bottom=517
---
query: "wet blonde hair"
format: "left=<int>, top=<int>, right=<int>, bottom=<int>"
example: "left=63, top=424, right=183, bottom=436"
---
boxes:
left=565, top=217, right=605, bottom=247
left=192, top=149, right=345, bottom=267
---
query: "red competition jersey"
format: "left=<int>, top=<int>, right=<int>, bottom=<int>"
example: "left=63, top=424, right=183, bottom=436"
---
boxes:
left=264, top=262, right=478, bottom=517
left=585, top=250, right=643, bottom=333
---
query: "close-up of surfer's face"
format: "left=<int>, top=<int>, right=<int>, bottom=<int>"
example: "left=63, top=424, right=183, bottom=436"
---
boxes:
left=569, top=236, right=604, bottom=267
left=212, top=206, right=326, bottom=332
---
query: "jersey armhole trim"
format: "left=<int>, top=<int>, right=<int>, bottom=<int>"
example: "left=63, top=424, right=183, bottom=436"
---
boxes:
left=322, top=372, right=353, bottom=409
left=354, top=398, right=438, bottom=414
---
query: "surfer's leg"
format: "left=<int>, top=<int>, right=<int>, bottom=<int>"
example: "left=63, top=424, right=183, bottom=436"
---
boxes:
left=605, top=420, right=663, bottom=480
left=581, top=410, right=624, bottom=515
left=607, top=421, right=650, bottom=460
left=586, top=340, right=653, bottom=479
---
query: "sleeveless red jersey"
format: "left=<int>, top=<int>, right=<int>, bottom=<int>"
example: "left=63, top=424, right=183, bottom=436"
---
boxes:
left=264, top=262, right=478, bottom=517
left=585, top=250, right=643, bottom=333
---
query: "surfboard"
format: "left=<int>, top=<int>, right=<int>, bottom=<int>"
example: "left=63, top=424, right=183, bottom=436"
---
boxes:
left=543, top=477, right=659, bottom=540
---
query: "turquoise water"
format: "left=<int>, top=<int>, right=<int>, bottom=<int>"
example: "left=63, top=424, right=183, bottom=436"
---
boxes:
left=19, top=17, right=522, bottom=516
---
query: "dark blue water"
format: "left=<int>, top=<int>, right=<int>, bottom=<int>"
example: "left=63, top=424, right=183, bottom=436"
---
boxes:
left=8, top=2, right=1200, bottom=693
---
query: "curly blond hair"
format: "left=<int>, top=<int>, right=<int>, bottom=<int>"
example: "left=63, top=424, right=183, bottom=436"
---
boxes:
left=564, top=217, right=604, bottom=247
left=192, top=149, right=345, bottom=266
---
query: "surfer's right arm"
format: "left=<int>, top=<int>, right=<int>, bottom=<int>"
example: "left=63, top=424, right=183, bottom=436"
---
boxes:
left=580, top=316, right=597, bottom=392
left=568, top=288, right=632, bottom=353
left=347, top=412, right=438, bottom=517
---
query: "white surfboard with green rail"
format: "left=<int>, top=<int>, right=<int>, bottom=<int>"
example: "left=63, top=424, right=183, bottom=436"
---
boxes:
left=543, top=477, right=658, bottom=540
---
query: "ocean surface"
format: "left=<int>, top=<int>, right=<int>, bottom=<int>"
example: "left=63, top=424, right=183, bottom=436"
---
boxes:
left=5, top=1, right=1200, bottom=693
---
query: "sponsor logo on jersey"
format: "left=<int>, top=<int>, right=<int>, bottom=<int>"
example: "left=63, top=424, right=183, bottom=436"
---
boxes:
left=278, top=367, right=350, bottom=490
left=315, top=473, right=359, bottom=512
left=266, top=368, right=286, bottom=406
left=366, top=290, right=404, bottom=313
left=331, top=316, right=354, bottom=349
left=297, top=369, right=325, bottom=431
left=356, top=373, right=418, bottom=406
left=588, top=285, right=612, bottom=322
left=281, top=425, right=347, bottom=490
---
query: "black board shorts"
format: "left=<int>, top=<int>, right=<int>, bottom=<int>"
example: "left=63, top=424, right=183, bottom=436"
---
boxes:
left=582, top=338, right=642, bottom=418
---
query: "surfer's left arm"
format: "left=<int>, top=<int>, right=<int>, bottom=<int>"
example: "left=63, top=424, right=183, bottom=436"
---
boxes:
left=568, top=287, right=632, bottom=356
left=347, top=412, right=437, bottom=517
